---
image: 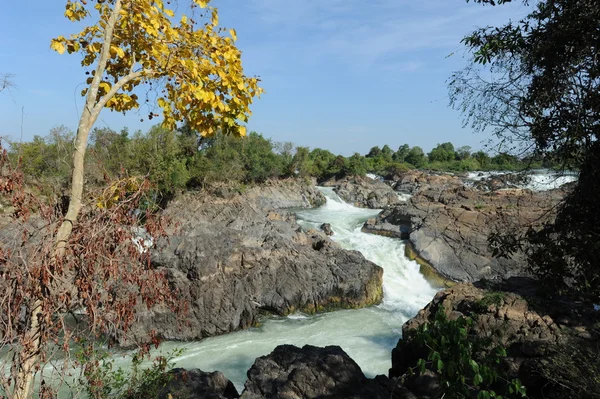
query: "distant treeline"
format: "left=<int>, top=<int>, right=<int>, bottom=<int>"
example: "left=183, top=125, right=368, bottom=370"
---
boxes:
left=5, top=125, right=558, bottom=196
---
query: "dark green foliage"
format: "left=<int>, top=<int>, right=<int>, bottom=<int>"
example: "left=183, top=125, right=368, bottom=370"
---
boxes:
left=405, top=146, right=426, bottom=168
left=9, top=126, right=74, bottom=182
left=454, top=0, right=599, bottom=168
left=9, top=123, right=547, bottom=198
left=308, top=148, right=337, bottom=180
left=409, top=310, right=527, bottom=399
left=524, top=142, right=600, bottom=301
left=393, top=144, right=410, bottom=163
left=344, top=153, right=368, bottom=176
left=428, top=142, right=456, bottom=163
left=459, top=0, right=597, bottom=300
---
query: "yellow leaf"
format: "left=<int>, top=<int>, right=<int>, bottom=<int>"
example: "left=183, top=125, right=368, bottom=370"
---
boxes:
left=239, top=126, right=247, bottom=136
left=229, top=28, right=237, bottom=41
left=50, top=39, right=66, bottom=54
left=181, top=14, right=188, bottom=24
left=99, top=81, right=111, bottom=93
left=164, top=9, right=175, bottom=17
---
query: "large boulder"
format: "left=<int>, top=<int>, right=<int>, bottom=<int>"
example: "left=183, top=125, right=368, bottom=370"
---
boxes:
left=390, top=278, right=600, bottom=399
left=240, top=345, right=413, bottom=399
left=363, top=183, right=567, bottom=282
left=159, top=369, right=240, bottom=399
left=322, top=176, right=401, bottom=209
left=123, top=180, right=383, bottom=344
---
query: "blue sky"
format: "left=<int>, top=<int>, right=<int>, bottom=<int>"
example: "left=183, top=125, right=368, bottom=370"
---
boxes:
left=0, top=0, right=530, bottom=155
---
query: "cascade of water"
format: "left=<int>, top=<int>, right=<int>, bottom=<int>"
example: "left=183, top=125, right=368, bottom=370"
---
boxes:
left=150, top=187, right=438, bottom=390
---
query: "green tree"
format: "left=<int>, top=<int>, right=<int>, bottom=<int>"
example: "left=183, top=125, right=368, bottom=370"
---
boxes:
left=472, top=151, right=491, bottom=169
left=453, top=0, right=600, bottom=167
left=9, top=0, right=263, bottom=396
left=366, top=146, right=381, bottom=158
left=393, top=144, right=410, bottom=162
left=309, top=148, right=337, bottom=180
left=381, top=144, right=394, bottom=162
left=406, top=146, right=426, bottom=168
left=428, top=142, right=455, bottom=163
left=241, top=133, right=285, bottom=183
left=456, top=145, right=472, bottom=160
left=291, top=146, right=312, bottom=177
left=344, top=153, right=367, bottom=176
left=133, top=126, right=190, bottom=194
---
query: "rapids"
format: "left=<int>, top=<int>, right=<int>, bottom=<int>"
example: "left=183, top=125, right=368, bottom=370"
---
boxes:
left=148, top=187, right=438, bottom=390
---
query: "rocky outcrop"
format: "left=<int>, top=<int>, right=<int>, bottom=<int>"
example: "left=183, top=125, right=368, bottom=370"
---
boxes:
left=320, top=223, right=334, bottom=236
left=123, top=180, right=383, bottom=344
left=322, top=176, right=401, bottom=209
left=364, top=180, right=567, bottom=282
left=469, top=172, right=529, bottom=191
left=390, top=278, right=600, bottom=399
left=240, top=345, right=413, bottom=399
left=392, top=171, right=464, bottom=195
left=159, top=369, right=240, bottom=399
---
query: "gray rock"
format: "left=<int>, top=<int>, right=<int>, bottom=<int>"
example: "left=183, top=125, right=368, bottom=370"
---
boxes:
left=320, top=223, right=334, bottom=236
left=122, top=180, right=383, bottom=344
left=390, top=279, right=600, bottom=399
left=240, top=345, right=409, bottom=399
left=323, top=176, right=401, bottom=209
left=363, top=175, right=567, bottom=282
left=159, top=369, right=239, bottom=399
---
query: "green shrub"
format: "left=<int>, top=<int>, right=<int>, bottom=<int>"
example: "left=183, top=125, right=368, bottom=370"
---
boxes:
left=408, top=310, right=527, bottom=399
left=75, top=344, right=184, bottom=399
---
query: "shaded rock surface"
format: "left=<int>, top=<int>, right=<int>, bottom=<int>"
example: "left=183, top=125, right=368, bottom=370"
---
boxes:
left=125, top=179, right=383, bottom=344
left=390, top=278, right=600, bottom=399
left=322, top=176, right=400, bottom=209
left=364, top=172, right=568, bottom=281
left=159, top=369, right=240, bottom=399
left=240, top=345, right=413, bottom=399
left=319, top=223, right=334, bottom=236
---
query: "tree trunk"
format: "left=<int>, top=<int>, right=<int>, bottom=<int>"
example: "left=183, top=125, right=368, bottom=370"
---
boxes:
left=11, top=2, right=122, bottom=396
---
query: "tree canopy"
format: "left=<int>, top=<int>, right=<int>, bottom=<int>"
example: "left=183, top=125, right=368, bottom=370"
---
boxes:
left=451, top=0, right=600, bottom=167
left=53, top=0, right=262, bottom=136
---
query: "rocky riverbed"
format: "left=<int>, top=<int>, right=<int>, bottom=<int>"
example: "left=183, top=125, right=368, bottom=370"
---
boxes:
left=124, top=179, right=384, bottom=345
left=358, top=171, right=569, bottom=282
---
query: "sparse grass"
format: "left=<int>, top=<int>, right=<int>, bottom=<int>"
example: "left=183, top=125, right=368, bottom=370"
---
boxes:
left=474, top=291, right=506, bottom=312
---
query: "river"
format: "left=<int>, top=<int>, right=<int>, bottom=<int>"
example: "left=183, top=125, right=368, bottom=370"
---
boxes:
left=147, top=187, right=438, bottom=391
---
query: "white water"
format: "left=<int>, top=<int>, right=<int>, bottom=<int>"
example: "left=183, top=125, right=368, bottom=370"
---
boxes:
left=127, top=187, right=438, bottom=391
left=466, top=170, right=578, bottom=191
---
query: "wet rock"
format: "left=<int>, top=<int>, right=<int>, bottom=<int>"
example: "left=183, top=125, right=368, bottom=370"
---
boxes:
left=240, top=345, right=409, bottom=399
left=159, top=369, right=240, bottom=399
left=124, top=180, right=383, bottom=345
left=322, top=176, right=401, bottom=208
left=320, top=223, right=334, bottom=236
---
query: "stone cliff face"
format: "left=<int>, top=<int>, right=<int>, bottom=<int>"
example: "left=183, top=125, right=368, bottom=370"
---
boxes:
left=123, top=180, right=383, bottom=345
left=390, top=278, right=600, bottom=399
left=362, top=171, right=568, bottom=282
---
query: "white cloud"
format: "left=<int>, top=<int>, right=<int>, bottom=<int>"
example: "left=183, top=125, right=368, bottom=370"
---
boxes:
left=234, top=0, right=530, bottom=73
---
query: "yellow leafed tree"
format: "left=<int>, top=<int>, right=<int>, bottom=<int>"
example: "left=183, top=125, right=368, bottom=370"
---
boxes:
left=12, top=1, right=262, bottom=398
